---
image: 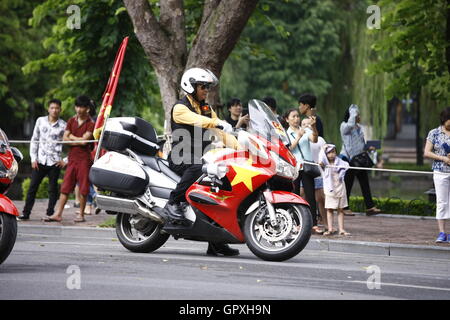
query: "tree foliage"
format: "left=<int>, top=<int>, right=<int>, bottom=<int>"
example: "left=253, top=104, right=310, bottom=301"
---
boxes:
left=24, top=0, right=165, bottom=132
left=370, top=0, right=450, bottom=102
left=221, top=0, right=342, bottom=110
left=0, top=0, right=56, bottom=137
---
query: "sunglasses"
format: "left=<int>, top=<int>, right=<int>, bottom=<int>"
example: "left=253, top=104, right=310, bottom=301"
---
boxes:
left=199, top=83, right=211, bottom=90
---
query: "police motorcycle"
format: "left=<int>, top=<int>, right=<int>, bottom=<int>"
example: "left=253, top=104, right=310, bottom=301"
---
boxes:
left=0, top=128, right=23, bottom=264
left=89, top=99, right=312, bottom=261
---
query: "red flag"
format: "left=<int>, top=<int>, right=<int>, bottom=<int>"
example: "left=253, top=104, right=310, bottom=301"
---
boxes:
left=93, top=37, right=129, bottom=140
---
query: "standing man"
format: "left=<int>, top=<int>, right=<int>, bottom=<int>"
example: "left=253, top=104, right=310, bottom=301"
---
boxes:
left=18, top=99, right=66, bottom=220
left=298, top=93, right=324, bottom=138
left=43, top=95, right=95, bottom=223
left=262, top=96, right=284, bottom=125
left=165, top=67, right=240, bottom=256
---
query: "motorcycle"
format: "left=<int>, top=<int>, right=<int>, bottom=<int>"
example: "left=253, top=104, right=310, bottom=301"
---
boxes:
left=90, top=99, right=312, bottom=261
left=0, top=128, right=23, bottom=264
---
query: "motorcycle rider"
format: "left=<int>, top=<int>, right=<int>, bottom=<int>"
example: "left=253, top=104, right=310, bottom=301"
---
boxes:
left=165, top=67, right=240, bottom=256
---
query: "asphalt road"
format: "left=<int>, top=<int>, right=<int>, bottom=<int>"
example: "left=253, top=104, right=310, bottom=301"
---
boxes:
left=1, top=232, right=449, bottom=301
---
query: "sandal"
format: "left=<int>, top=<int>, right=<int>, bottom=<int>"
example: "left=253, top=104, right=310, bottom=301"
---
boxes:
left=343, top=209, right=355, bottom=216
left=312, top=226, right=324, bottom=234
left=42, top=216, right=62, bottom=222
left=74, top=216, right=85, bottom=223
left=323, top=229, right=336, bottom=236
left=339, top=231, right=351, bottom=236
left=366, top=207, right=381, bottom=216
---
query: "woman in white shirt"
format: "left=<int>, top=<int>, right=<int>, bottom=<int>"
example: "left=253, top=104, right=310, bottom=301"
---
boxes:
left=284, top=109, right=323, bottom=234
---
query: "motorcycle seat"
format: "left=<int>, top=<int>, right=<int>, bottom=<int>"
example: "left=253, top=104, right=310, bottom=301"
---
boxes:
left=136, top=153, right=181, bottom=183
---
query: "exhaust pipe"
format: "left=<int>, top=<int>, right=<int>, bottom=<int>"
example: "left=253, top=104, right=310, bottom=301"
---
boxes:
left=96, top=194, right=165, bottom=224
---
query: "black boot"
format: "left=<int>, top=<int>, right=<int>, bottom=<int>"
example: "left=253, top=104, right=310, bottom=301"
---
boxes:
left=164, top=202, right=186, bottom=223
left=207, top=242, right=240, bottom=256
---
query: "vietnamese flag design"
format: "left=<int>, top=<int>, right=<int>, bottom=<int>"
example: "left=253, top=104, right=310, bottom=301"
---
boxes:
left=93, top=36, right=129, bottom=140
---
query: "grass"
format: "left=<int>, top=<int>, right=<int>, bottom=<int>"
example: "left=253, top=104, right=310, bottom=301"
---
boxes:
left=98, top=216, right=116, bottom=228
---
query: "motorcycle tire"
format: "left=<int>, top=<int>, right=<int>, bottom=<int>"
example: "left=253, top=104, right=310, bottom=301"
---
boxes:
left=244, top=203, right=312, bottom=262
left=0, top=213, right=18, bottom=265
left=116, top=212, right=169, bottom=253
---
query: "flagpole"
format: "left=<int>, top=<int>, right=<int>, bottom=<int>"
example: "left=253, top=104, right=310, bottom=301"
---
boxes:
left=94, top=112, right=110, bottom=162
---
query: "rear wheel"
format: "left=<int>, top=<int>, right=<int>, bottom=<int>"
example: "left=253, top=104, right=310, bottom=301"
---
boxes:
left=0, top=213, right=17, bottom=264
left=244, top=203, right=312, bottom=261
left=116, top=213, right=169, bottom=253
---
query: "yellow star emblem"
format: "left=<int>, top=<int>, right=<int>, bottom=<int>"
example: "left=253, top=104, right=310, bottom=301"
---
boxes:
left=230, top=162, right=261, bottom=192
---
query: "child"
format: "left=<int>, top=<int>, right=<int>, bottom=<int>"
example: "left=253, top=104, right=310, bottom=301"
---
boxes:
left=319, top=144, right=351, bottom=236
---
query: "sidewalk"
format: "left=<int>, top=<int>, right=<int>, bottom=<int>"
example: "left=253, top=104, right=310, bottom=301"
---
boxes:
left=14, top=199, right=450, bottom=259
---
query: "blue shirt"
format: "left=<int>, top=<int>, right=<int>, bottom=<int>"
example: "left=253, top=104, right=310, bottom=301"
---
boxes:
left=287, top=127, right=313, bottom=165
left=426, top=126, right=450, bottom=172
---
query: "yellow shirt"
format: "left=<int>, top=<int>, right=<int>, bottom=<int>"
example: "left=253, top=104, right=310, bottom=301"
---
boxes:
left=172, top=95, right=240, bottom=150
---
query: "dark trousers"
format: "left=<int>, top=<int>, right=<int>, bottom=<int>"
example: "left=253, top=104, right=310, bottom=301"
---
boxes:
left=23, top=164, right=61, bottom=217
left=295, top=171, right=318, bottom=226
left=168, top=159, right=203, bottom=204
left=344, top=168, right=375, bottom=210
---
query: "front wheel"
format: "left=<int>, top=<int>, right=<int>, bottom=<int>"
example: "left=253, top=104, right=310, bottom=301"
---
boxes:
left=244, top=203, right=312, bottom=261
left=0, top=212, right=18, bottom=264
left=116, top=213, right=169, bottom=253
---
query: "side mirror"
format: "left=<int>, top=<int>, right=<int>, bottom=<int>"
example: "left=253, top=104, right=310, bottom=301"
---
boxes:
left=11, top=147, right=23, bottom=163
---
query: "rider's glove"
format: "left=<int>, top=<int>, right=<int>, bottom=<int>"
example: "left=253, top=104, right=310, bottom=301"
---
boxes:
left=217, top=120, right=233, bottom=134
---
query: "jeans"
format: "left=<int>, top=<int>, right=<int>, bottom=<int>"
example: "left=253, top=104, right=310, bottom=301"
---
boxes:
left=433, top=172, right=450, bottom=220
left=23, top=164, right=61, bottom=217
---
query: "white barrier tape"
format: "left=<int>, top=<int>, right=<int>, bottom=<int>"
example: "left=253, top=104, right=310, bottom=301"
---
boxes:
left=9, top=140, right=99, bottom=144
left=9, top=138, right=448, bottom=176
left=303, top=160, right=450, bottom=176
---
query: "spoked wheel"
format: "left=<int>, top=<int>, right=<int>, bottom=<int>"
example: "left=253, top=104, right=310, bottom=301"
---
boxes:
left=116, top=213, right=169, bottom=253
left=0, top=213, right=17, bottom=265
left=244, top=203, right=312, bottom=261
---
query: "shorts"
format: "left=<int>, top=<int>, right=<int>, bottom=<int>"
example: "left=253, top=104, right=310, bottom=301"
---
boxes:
left=60, top=161, right=92, bottom=196
left=300, top=177, right=323, bottom=190
left=325, top=195, right=348, bottom=210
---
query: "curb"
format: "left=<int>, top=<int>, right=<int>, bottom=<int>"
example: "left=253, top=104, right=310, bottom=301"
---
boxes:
left=17, top=224, right=450, bottom=260
left=351, top=212, right=435, bottom=220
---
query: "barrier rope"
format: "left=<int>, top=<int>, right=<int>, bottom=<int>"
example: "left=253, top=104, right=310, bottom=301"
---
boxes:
left=302, top=160, right=450, bottom=176
left=8, top=138, right=450, bottom=176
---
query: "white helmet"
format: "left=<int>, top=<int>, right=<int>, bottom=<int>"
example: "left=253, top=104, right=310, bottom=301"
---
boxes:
left=180, top=68, right=219, bottom=94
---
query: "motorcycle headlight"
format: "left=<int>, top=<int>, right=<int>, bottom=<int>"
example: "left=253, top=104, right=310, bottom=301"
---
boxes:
left=7, top=159, right=18, bottom=180
left=270, top=151, right=298, bottom=180
left=0, top=159, right=18, bottom=180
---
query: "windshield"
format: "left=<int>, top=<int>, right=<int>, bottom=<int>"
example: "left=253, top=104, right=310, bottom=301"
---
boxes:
left=247, top=99, right=289, bottom=145
left=0, top=129, right=9, bottom=153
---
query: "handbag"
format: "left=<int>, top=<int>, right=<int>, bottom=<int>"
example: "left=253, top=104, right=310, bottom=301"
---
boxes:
left=350, top=151, right=374, bottom=168
left=294, top=134, right=321, bottom=178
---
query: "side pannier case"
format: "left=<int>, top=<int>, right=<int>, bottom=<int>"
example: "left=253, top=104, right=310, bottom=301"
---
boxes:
left=89, top=152, right=148, bottom=196
left=101, top=117, right=159, bottom=156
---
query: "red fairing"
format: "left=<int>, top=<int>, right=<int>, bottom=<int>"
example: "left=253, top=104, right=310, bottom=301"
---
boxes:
left=0, top=194, right=19, bottom=216
left=263, top=190, right=310, bottom=207
left=0, top=149, right=14, bottom=185
left=0, top=149, right=14, bottom=169
left=255, top=134, right=297, bottom=167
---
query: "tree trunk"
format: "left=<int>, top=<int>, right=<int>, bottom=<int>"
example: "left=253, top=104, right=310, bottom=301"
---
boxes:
left=447, top=0, right=450, bottom=74
left=123, top=0, right=259, bottom=132
left=415, top=90, right=423, bottom=166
